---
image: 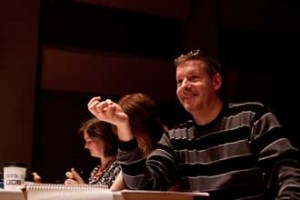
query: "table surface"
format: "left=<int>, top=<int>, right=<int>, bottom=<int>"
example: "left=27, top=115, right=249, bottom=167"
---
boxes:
left=0, top=189, right=25, bottom=200
left=0, top=188, right=207, bottom=200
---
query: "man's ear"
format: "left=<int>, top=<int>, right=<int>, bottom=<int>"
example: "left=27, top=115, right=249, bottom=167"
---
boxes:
left=213, top=73, right=222, bottom=91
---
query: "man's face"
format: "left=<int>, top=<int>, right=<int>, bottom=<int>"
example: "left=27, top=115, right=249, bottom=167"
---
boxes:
left=176, top=60, right=219, bottom=114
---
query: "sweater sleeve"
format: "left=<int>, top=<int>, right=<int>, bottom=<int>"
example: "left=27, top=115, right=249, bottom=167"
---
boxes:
left=271, top=157, right=300, bottom=199
left=251, top=105, right=300, bottom=199
left=117, top=134, right=178, bottom=190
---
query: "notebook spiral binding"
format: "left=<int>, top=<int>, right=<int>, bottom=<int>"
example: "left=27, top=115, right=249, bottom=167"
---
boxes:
left=26, top=183, right=108, bottom=190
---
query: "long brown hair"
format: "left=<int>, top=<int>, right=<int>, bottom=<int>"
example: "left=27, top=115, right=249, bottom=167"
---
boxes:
left=118, top=93, right=167, bottom=155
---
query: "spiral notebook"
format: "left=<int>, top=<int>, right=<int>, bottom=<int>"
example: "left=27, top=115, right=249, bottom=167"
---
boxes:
left=22, top=183, right=113, bottom=200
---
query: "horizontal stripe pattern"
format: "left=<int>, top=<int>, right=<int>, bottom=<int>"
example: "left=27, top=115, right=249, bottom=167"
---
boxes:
left=118, top=102, right=300, bottom=199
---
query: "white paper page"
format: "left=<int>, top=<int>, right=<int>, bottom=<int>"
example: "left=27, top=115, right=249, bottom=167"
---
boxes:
left=121, top=189, right=209, bottom=200
left=27, top=189, right=113, bottom=200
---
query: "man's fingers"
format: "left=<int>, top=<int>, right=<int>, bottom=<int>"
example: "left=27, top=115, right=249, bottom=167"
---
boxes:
left=87, top=96, right=101, bottom=107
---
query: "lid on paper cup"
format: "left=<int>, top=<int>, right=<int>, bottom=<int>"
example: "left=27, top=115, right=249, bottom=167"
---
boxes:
left=4, top=162, right=27, bottom=168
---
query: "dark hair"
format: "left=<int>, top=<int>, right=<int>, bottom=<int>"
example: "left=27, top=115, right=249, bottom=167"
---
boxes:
left=118, top=93, right=166, bottom=155
left=174, top=49, right=221, bottom=78
left=78, top=118, right=118, bottom=157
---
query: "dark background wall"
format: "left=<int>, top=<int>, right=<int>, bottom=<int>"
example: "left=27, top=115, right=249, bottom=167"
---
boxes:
left=0, top=0, right=39, bottom=171
left=1, top=0, right=299, bottom=182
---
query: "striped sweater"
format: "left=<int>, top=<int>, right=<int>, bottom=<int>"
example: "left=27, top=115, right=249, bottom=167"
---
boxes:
left=118, top=102, right=300, bottom=199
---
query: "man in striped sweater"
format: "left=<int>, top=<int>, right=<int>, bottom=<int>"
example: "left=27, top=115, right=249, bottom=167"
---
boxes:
left=88, top=49, right=300, bottom=199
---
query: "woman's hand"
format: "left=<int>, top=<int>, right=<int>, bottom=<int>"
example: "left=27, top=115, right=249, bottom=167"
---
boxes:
left=32, top=172, right=42, bottom=183
left=64, top=168, right=85, bottom=185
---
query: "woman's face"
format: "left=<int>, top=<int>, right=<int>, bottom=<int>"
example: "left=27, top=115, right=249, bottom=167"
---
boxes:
left=83, top=131, right=105, bottom=158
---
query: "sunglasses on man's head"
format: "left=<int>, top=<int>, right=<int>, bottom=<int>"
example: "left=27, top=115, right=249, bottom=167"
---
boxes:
left=178, top=49, right=205, bottom=58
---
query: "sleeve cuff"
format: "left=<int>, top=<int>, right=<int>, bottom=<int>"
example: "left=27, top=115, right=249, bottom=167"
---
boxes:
left=118, top=139, right=138, bottom=151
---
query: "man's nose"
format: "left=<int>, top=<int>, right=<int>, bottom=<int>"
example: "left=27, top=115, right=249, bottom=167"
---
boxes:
left=182, top=79, right=191, bottom=88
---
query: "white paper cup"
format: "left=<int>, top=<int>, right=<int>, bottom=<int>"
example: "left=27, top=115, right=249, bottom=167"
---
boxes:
left=3, top=162, right=27, bottom=191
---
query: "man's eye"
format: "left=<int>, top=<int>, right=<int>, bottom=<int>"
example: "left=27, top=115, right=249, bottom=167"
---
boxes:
left=190, top=76, right=199, bottom=81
